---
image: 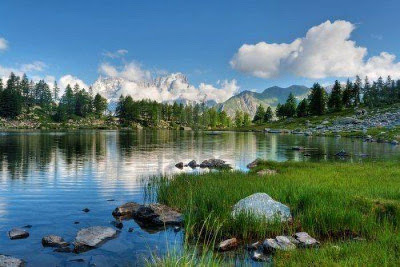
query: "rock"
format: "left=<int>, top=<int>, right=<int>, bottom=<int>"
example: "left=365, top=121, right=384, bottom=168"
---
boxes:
left=335, top=150, right=350, bottom=157
left=128, top=227, right=134, bottom=233
left=321, top=120, right=330, bottom=125
left=113, top=202, right=183, bottom=227
left=73, top=226, right=118, bottom=253
left=187, top=160, right=197, bottom=168
left=174, top=226, right=181, bottom=232
left=391, top=140, right=399, bottom=145
left=82, top=208, right=90, bottom=213
left=275, top=236, right=296, bottom=250
left=291, top=146, right=304, bottom=151
left=199, top=159, right=231, bottom=169
left=8, top=228, right=29, bottom=240
left=175, top=162, right=184, bottom=169
left=257, top=169, right=277, bottom=176
left=112, top=202, right=141, bottom=217
left=74, top=221, right=80, bottom=224
left=245, top=241, right=261, bottom=251
left=180, top=126, right=192, bottom=131
left=335, top=117, right=362, bottom=125
left=42, top=235, right=69, bottom=248
left=263, top=238, right=280, bottom=253
left=232, top=193, right=291, bottom=222
left=111, top=221, right=123, bottom=229
left=106, top=199, right=115, bottom=202
left=356, top=109, right=367, bottom=116
left=217, top=238, right=238, bottom=251
left=247, top=158, right=261, bottom=169
left=250, top=250, right=271, bottom=262
left=54, top=246, right=72, bottom=253
left=295, top=232, right=319, bottom=248
left=0, top=255, right=25, bottom=267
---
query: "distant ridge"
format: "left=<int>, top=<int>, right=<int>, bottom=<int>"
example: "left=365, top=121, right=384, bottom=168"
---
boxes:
left=217, top=85, right=310, bottom=117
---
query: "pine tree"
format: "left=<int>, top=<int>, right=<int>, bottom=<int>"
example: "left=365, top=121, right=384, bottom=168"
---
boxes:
left=234, top=110, right=243, bottom=127
left=252, top=104, right=265, bottom=124
left=53, top=81, right=60, bottom=102
left=296, top=98, right=309, bottom=117
left=342, top=79, right=353, bottom=107
left=264, top=106, right=273, bottom=122
left=243, top=112, right=251, bottom=127
left=284, top=92, right=297, bottom=118
left=93, top=93, right=108, bottom=117
left=308, top=83, right=326, bottom=115
left=328, top=80, right=343, bottom=111
left=352, top=76, right=362, bottom=106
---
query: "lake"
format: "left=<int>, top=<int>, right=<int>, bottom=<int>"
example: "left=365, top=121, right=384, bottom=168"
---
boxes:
left=0, top=130, right=398, bottom=266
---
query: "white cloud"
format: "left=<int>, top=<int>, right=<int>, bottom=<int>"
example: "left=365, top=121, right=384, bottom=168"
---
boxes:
left=0, top=37, right=8, bottom=51
left=59, top=74, right=89, bottom=95
left=231, top=20, right=400, bottom=80
left=102, top=49, right=128, bottom=58
left=21, top=61, right=47, bottom=72
left=99, top=61, right=151, bottom=81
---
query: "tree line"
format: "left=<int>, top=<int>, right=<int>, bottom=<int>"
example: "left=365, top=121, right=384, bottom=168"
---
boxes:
left=0, top=72, right=108, bottom=121
left=116, top=95, right=232, bottom=129
left=253, top=75, right=400, bottom=123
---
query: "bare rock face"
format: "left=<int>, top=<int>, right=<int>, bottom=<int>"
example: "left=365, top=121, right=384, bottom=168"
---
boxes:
left=73, top=226, right=118, bottom=253
left=0, top=255, right=25, bottom=267
left=8, top=228, right=29, bottom=240
left=42, top=235, right=69, bottom=248
left=113, top=202, right=183, bottom=227
left=217, top=238, right=238, bottom=252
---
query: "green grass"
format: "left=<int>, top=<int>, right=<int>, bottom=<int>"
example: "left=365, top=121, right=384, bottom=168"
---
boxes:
left=150, top=160, right=400, bottom=265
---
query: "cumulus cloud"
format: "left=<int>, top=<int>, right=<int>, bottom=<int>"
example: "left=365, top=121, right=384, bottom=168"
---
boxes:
left=94, top=61, right=238, bottom=103
left=102, top=49, right=128, bottom=58
left=59, top=74, right=89, bottom=95
left=0, top=37, right=8, bottom=51
left=231, top=20, right=400, bottom=80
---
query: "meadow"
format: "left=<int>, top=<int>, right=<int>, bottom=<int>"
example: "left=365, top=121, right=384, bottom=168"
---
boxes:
left=149, top=160, right=400, bottom=265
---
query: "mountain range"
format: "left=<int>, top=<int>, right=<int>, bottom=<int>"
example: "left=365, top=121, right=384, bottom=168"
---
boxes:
left=216, top=85, right=310, bottom=117
left=90, top=73, right=310, bottom=117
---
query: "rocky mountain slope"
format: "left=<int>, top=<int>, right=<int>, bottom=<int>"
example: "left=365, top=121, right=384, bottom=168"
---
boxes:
left=217, top=85, right=310, bottom=117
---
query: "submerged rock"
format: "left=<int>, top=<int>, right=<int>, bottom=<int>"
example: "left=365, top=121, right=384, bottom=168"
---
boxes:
left=250, top=250, right=271, bottom=262
left=82, top=208, right=90, bottom=213
left=175, top=162, right=184, bottom=169
left=232, top=193, right=291, bottom=222
left=0, top=255, right=25, bottom=267
left=217, top=238, right=238, bottom=252
left=8, top=228, right=29, bottom=240
left=42, top=235, right=69, bottom=248
left=113, top=202, right=183, bottom=227
left=111, top=221, right=123, bottom=229
left=335, top=150, right=350, bottom=157
left=73, top=226, right=118, bottom=253
left=187, top=160, right=198, bottom=168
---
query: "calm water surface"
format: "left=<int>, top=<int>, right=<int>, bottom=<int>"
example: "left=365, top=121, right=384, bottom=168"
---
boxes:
left=0, top=130, right=398, bottom=266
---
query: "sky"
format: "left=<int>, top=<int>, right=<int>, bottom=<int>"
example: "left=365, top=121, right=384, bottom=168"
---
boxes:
left=1, top=0, right=400, bottom=102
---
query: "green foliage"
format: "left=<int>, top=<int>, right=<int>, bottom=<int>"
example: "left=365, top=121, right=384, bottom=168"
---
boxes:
left=296, top=98, right=309, bottom=117
left=252, top=104, right=265, bottom=124
left=328, top=80, right=343, bottom=111
left=308, top=83, right=327, bottom=115
left=93, top=93, right=108, bottom=117
left=264, top=106, right=273, bottom=122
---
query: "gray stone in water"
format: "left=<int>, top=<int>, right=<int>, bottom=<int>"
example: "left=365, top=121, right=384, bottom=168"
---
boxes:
left=42, top=235, right=69, bottom=248
left=73, top=226, right=118, bottom=253
left=112, top=202, right=141, bottom=217
left=0, top=255, right=25, bottom=267
left=250, top=250, right=271, bottom=262
left=232, top=193, right=291, bottom=222
left=275, top=236, right=296, bottom=250
left=199, top=159, right=231, bottom=169
left=263, top=238, right=281, bottom=253
left=246, top=158, right=261, bottom=169
left=217, top=238, right=238, bottom=251
left=8, top=228, right=29, bottom=240
left=295, top=232, right=319, bottom=248
left=187, top=160, right=197, bottom=168
left=175, top=162, right=184, bottom=169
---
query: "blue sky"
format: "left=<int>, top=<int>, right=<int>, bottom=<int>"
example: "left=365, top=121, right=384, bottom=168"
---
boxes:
left=1, top=0, right=400, bottom=98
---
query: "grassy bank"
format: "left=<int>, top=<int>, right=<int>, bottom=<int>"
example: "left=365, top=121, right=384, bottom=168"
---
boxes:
left=151, top=160, right=400, bottom=265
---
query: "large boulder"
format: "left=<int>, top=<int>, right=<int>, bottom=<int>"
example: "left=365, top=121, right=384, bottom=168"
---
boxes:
left=217, top=238, right=238, bottom=252
left=8, top=228, right=29, bottom=240
left=246, top=158, right=261, bottom=169
left=232, top=193, right=291, bottom=222
left=42, top=235, right=69, bottom=248
left=113, top=202, right=183, bottom=227
left=73, top=226, right=118, bottom=253
left=295, top=232, right=319, bottom=248
left=0, top=255, right=24, bottom=267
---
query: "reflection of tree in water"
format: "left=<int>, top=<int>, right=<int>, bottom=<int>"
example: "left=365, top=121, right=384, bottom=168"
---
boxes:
left=0, top=133, right=54, bottom=178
